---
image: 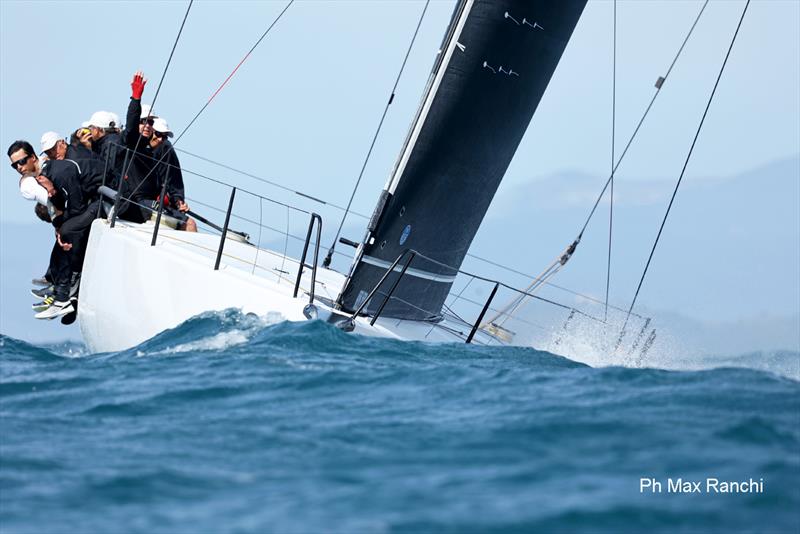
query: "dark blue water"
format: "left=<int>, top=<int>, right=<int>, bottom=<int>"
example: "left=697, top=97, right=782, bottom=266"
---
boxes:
left=2, top=311, right=799, bottom=533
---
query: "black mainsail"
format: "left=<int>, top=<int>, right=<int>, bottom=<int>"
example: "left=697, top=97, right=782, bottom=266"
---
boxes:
left=338, top=0, right=587, bottom=321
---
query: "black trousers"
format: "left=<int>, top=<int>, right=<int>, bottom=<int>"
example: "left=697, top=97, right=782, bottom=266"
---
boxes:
left=49, top=201, right=99, bottom=301
left=116, top=195, right=151, bottom=224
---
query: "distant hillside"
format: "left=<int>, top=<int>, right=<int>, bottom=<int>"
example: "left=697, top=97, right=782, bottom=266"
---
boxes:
left=469, top=155, right=800, bottom=324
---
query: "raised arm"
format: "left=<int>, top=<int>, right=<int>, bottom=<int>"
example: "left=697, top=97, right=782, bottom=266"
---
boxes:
left=123, top=71, right=147, bottom=147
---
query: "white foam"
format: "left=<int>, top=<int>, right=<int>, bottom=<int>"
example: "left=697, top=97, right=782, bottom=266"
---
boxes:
left=136, top=310, right=286, bottom=356
left=168, top=329, right=252, bottom=353
left=527, top=318, right=799, bottom=380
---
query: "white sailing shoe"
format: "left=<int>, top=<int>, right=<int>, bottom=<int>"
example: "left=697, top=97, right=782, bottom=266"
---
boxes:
left=34, top=299, right=74, bottom=320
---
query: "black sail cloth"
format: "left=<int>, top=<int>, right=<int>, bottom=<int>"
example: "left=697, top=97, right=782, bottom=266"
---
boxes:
left=338, top=0, right=587, bottom=320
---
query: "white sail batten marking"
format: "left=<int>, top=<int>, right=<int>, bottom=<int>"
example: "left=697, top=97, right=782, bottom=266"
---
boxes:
left=523, top=18, right=544, bottom=30
left=387, top=0, right=475, bottom=195
left=361, top=255, right=457, bottom=283
left=483, top=62, right=519, bottom=76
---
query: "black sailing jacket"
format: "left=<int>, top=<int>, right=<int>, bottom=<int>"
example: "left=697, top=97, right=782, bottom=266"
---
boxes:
left=65, top=145, right=104, bottom=198
left=122, top=98, right=160, bottom=202
left=41, top=159, right=87, bottom=228
left=92, top=132, right=124, bottom=190
left=152, top=140, right=185, bottom=206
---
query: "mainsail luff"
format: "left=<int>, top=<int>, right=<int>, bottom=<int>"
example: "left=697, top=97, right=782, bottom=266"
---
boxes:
left=339, top=0, right=588, bottom=321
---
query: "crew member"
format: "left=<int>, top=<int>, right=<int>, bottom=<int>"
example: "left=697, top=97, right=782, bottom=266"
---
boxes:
left=13, top=141, right=58, bottom=298
left=40, top=131, right=104, bottom=203
left=115, top=71, right=161, bottom=223
left=8, top=140, right=93, bottom=319
left=86, top=111, right=124, bottom=190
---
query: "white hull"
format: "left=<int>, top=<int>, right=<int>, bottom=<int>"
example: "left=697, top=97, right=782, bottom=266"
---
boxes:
left=79, top=220, right=496, bottom=352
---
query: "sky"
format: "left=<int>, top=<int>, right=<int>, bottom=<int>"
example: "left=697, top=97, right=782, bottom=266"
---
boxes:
left=1, top=0, right=798, bottom=345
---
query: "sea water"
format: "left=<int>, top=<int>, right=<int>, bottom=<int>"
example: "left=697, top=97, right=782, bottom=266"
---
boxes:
left=1, top=310, right=798, bottom=533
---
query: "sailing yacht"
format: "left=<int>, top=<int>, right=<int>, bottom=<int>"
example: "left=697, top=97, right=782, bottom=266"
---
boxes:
left=79, top=0, right=591, bottom=352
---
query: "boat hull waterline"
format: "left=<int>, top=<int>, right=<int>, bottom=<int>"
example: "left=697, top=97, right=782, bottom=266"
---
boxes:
left=78, top=220, right=495, bottom=352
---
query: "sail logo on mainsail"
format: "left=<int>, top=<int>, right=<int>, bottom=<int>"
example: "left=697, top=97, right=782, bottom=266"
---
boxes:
left=399, top=225, right=412, bottom=245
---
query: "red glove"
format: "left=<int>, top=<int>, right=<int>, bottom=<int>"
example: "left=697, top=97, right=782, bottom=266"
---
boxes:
left=131, top=71, right=146, bottom=100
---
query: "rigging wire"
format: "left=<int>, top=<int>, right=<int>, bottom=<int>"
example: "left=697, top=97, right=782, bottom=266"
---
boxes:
left=604, top=0, right=617, bottom=321
left=574, top=0, right=709, bottom=242
left=482, top=0, right=710, bottom=327
left=117, top=0, right=194, bottom=213
left=620, top=0, right=751, bottom=335
left=464, top=252, right=646, bottom=319
left=323, top=0, right=431, bottom=268
left=176, top=0, right=294, bottom=142
left=175, top=147, right=369, bottom=218
left=148, top=0, right=194, bottom=118
left=119, top=0, right=294, bottom=205
left=109, top=141, right=308, bottom=214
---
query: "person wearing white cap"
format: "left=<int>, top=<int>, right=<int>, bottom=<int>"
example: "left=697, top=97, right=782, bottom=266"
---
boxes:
left=39, top=128, right=104, bottom=203
left=86, top=110, right=124, bottom=190
left=40, top=131, right=64, bottom=160
left=41, top=130, right=93, bottom=162
left=116, top=70, right=189, bottom=226
left=111, top=70, right=161, bottom=223
left=148, top=117, right=196, bottom=232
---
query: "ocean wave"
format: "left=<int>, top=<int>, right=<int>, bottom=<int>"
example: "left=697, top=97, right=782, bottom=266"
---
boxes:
left=3, top=311, right=798, bottom=382
left=0, top=335, right=64, bottom=362
left=1, top=313, right=798, bottom=534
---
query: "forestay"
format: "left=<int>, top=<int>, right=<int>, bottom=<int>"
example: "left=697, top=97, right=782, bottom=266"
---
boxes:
left=338, top=0, right=587, bottom=321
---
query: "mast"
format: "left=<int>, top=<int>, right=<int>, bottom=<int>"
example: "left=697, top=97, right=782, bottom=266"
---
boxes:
left=338, top=0, right=588, bottom=321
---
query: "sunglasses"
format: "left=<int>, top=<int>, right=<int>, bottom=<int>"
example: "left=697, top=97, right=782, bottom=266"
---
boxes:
left=153, top=131, right=168, bottom=139
left=140, top=118, right=155, bottom=126
left=10, top=154, right=32, bottom=169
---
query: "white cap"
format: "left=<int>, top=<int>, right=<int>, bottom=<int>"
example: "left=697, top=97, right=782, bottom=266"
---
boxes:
left=40, top=131, right=61, bottom=154
left=80, top=121, right=90, bottom=128
left=140, top=104, right=157, bottom=119
left=152, top=117, right=173, bottom=138
left=87, top=110, right=117, bottom=129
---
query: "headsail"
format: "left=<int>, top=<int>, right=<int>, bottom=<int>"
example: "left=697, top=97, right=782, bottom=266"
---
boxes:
left=338, top=0, right=587, bottom=321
